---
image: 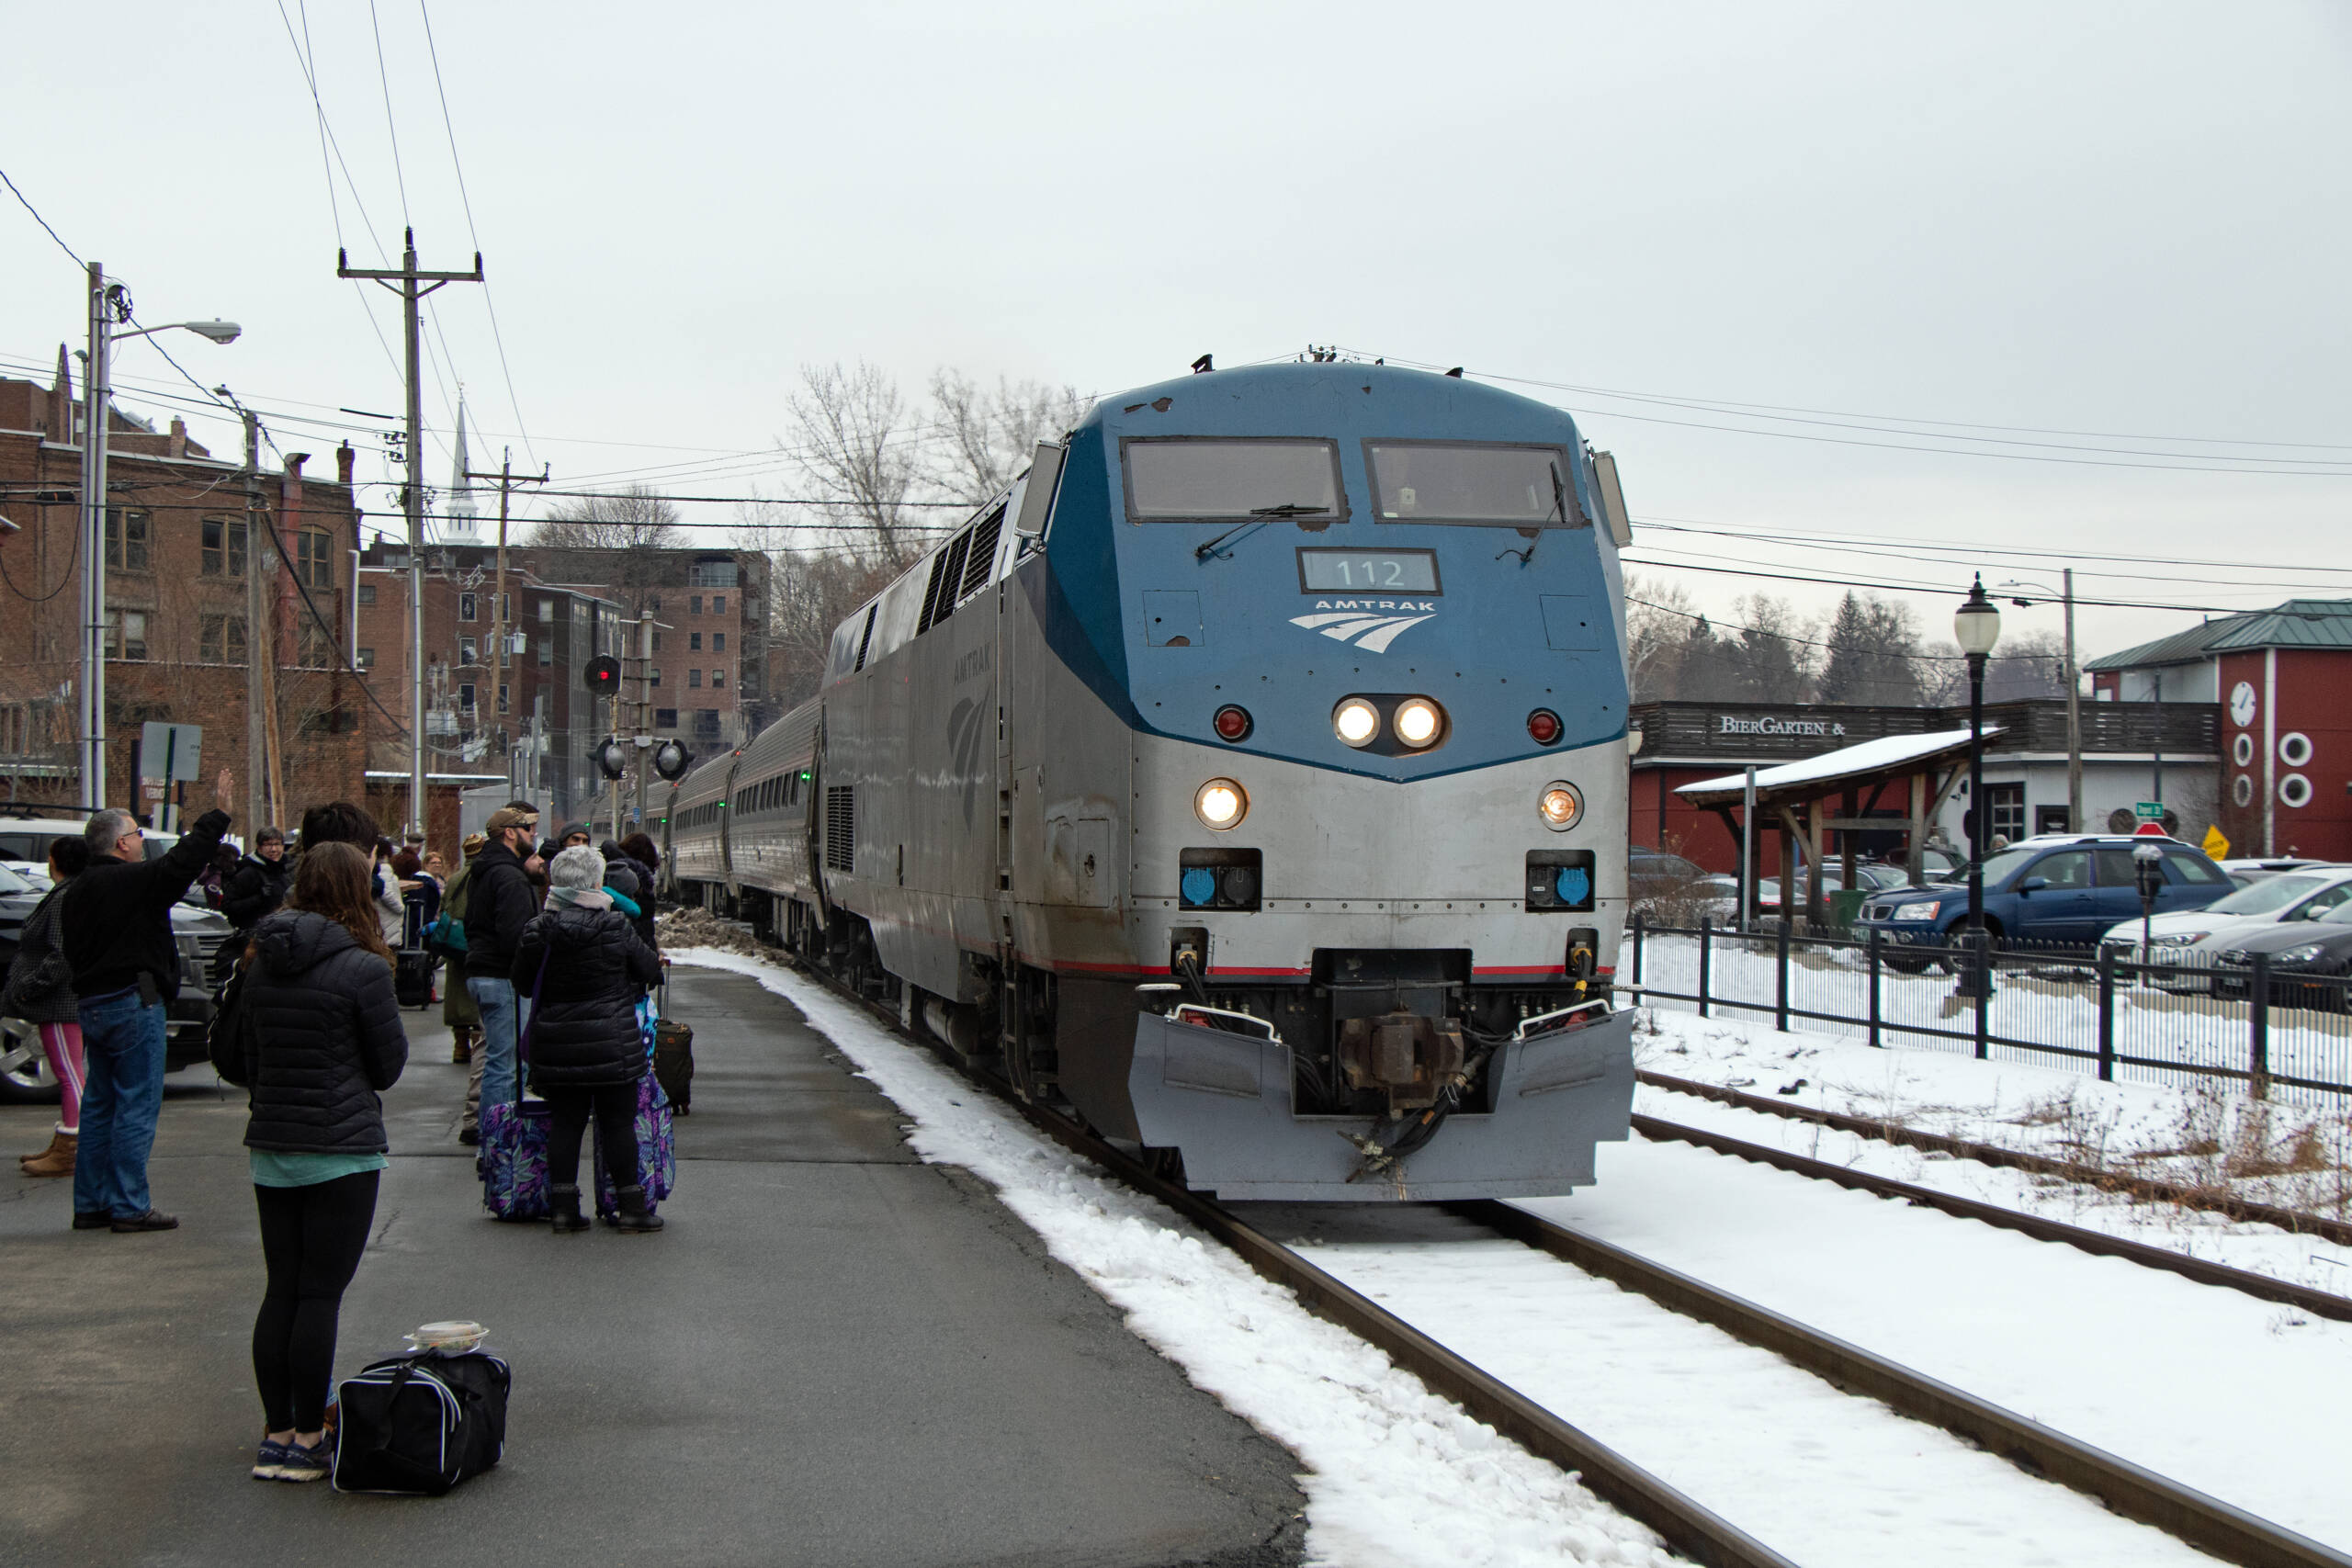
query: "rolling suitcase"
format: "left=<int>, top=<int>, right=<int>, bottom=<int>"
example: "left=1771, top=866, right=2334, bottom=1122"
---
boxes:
left=652, top=964, right=693, bottom=1114
left=394, top=899, right=435, bottom=1009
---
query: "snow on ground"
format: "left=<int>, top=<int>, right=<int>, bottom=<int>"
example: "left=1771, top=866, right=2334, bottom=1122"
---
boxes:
left=1631, top=1000, right=2352, bottom=1222
left=667, top=949, right=1674, bottom=1568
left=1510, top=1134, right=2352, bottom=1553
left=1267, top=1204, right=2216, bottom=1568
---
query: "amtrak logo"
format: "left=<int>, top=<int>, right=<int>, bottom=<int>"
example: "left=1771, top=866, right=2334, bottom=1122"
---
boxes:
left=1289, top=599, right=1437, bottom=653
left=947, top=696, right=989, bottom=828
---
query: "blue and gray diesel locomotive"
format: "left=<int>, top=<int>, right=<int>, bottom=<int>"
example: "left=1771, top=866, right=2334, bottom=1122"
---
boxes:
left=667, top=360, right=1638, bottom=1199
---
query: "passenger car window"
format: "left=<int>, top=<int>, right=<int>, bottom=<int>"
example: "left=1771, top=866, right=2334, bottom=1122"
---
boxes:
left=2162, top=851, right=2227, bottom=886
left=2297, top=884, right=2352, bottom=919
left=2030, top=851, right=2091, bottom=889
left=2094, top=849, right=2142, bottom=886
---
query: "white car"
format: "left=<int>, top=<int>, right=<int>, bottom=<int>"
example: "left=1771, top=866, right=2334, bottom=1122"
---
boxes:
left=2098, top=865, right=2352, bottom=960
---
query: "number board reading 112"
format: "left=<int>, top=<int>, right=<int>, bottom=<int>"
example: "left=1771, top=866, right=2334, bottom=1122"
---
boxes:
left=1295, top=547, right=1442, bottom=594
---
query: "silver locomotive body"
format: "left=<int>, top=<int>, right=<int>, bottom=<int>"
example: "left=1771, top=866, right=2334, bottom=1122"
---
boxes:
left=676, top=363, right=1637, bottom=1200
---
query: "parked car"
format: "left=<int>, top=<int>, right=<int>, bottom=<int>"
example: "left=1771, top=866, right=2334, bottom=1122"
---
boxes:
left=2207, top=902, right=2352, bottom=1011
left=0, top=815, right=228, bottom=1103
left=1630, top=847, right=1709, bottom=904
left=2099, top=866, right=2352, bottom=964
left=1851, top=834, right=2236, bottom=968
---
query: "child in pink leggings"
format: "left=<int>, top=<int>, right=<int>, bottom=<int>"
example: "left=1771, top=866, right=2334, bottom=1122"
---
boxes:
left=9, top=836, right=91, bottom=1179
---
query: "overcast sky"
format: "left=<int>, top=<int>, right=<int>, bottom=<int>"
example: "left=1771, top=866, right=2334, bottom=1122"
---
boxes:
left=5, top=1, right=2346, bottom=666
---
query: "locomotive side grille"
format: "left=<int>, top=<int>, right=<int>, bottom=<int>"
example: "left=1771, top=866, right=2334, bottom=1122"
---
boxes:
left=933, top=531, right=973, bottom=628
left=853, top=604, right=876, bottom=671
left=959, top=506, right=1003, bottom=601
left=916, top=550, right=950, bottom=636
left=825, top=785, right=854, bottom=873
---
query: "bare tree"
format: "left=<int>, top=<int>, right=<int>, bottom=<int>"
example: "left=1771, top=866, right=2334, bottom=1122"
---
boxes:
left=928, top=369, right=1090, bottom=509
left=764, top=547, right=898, bottom=712
left=526, top=486, right=684, bottom=615
left=781, top=363, right=928, bottom=572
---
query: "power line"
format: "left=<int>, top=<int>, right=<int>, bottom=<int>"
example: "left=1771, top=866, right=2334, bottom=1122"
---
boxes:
left=0, top=165, right=83, bottom=267
left=366, top=0, right=411, bottom=222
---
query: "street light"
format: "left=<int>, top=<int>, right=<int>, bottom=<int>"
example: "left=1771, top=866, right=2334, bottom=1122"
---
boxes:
left=1996, top=570, right=2081, bottom=835
left=1953, top=575, right=2001, bottom=1000
left=79, top=263, right=239, bottom=810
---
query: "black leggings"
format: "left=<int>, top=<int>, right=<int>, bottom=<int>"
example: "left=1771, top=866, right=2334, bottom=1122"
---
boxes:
left=253, top=1170, right=380, bottom=1432
left=544, top=1084, right=639, bottom=1191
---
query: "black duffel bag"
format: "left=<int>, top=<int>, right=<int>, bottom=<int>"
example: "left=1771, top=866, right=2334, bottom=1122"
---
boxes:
left=331, top=1348, right=512, bottom=1495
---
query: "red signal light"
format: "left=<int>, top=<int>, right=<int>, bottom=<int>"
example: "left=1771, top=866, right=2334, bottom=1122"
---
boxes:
left=1214, top=705, right=1252, bottom=742
left=1527, top=708, right=1562, bottom=745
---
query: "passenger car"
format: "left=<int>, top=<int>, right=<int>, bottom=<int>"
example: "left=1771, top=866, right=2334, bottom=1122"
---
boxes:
left=1851, top=834, right=2235, bottom=964
left=2209, top=904, right=2352, bottom=1010
left=2098, top=866, right=2352, bottom=963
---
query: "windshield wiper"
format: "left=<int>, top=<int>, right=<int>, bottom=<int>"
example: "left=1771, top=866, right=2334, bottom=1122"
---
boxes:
left=1498, top=463, right=1566, bottom=567
left=1195, top=503, right=1326, bottom=560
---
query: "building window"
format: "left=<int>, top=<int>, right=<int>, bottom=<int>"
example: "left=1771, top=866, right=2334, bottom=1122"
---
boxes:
left=198, top=613, right=248, bottom=664
left=689, top=631, right=702, bottom=651
left=458, top=682, right=476, bottom=711
left=106, top=610, right=148, bottom=660
left=459, top=636, right=479, bottom=666
left=460, top=592, right=478, bottom=622
left=711, top=668, right=726, bottom=689
left=650, top=667, right=662, bottom=687
left=105, top=509, right=151, bottom=571
left=0, top=704, right=28, bottom=756
left=650, top=630, right=662, bottom=651
left=689, top=559, right=737, bottom=588
left=496, top=682, right=508, bottom=714
left=712, top=631, right=726, bottom=652
left=741, top=665, right=760, bottom=696
left=690, top=594, right=703, bottom=615
left=299, top=618, right=335, bottom=668
left=295, top=529, right=334, bottom=589
left=1978, top=782, right=2026, bottom=846
left=695, top=707, right=721, bottom=737
left=539, top=599, right=554, bottom=622
left=356, top=582, right=377, bottom=605
left=200, top=518, right=248, bottom=577
left=713, top=593, right=726, bottom=615
left=688, top=668, right=702, bottom=689
left=655, top=707, right=678, bottom=729
left=356, top=647, right=376, bottom=671
left=538, top=636, right=551, bottom=667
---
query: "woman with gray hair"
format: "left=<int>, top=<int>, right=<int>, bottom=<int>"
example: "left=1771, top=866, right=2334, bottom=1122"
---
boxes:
left=510, top=846, right=662, bottom=1233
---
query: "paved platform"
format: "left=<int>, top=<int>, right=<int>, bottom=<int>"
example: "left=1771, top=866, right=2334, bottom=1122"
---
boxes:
left=0, top=965, right=1304, bottom=1567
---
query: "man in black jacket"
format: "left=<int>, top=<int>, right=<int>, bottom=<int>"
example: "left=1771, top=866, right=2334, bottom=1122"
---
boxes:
left=62, top=768, right=235, bottom=1233
left=215, top=826, right=292, bottom=983
left=461, top=804, right=541, bottom=1138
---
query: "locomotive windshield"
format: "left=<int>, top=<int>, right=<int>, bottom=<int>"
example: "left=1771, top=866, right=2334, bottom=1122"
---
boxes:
left=1122, top=438, right=1346, bottom=523
left=1365, top=441, right=1581, bottom=526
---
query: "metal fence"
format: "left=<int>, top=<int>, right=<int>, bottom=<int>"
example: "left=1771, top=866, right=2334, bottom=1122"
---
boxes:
left=1620, top=916, right=2352, bottom=1107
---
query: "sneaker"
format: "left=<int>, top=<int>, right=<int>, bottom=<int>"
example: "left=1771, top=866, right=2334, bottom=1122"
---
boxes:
left=274, top=1436, right=333, bottom=1483
left=253, top=1438, right=292, bottom=1480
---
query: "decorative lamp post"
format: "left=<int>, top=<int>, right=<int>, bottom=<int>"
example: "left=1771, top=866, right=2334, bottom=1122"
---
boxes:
left=1953, top=575, right=2002, bottom=999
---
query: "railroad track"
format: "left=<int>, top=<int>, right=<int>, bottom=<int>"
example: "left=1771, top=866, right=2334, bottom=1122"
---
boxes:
left=727, top=941, right=2350, bottom=1568
left=1630, top=1107, right=2352, bottom=1324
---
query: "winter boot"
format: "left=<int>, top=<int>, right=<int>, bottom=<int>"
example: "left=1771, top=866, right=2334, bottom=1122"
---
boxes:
left=548, top=1184, right=590, bottom=1234
left=20, top=1131, right=76, bottom=1179
left=614, top=1184, right=664, bottom=1233
left=449, top=1027, right=474, bottom=1065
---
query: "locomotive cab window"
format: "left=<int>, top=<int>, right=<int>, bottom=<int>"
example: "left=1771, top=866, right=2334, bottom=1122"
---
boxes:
left=1122, top=438, right=1347, bottom=524
left=1364, top=442, right=1582, bottom=527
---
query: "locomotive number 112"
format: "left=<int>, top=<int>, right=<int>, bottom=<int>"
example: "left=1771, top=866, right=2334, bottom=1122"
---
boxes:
left=1295, top=547, right=1442, bottom=594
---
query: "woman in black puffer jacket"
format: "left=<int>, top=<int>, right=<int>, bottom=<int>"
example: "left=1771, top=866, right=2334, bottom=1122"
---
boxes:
left=513, top=845, right=662, bottom=1234
left=236, top=840, right=408, bottom=1483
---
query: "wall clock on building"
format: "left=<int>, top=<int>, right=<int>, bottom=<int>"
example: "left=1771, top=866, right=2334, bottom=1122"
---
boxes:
left=2229, top=681, right=2257, bottom=728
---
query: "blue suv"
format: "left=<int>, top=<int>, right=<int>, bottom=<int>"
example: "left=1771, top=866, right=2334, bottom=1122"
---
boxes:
left=1853, top=835, right=2235, bottom=965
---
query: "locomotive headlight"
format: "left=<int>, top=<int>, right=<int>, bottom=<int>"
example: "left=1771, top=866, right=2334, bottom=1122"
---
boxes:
left=1194, top=778, right=1248, bottom=829
left=1538, top=781, right=1582, bottom=831
left=1333, top=698, right=1380, bottom=747
left=1394, top=698, right=1443, bottom=749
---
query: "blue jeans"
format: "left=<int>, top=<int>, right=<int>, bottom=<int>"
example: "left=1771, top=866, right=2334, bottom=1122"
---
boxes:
left=467, top=975, right=532, bottom=1113
left=74, top=990, right=168, bottom=1220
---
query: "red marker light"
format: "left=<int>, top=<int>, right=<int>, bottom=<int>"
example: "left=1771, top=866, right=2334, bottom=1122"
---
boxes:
left=1214, top=705, right=1252, bottom=742
left=1527, top=708, right=1562, bottom=745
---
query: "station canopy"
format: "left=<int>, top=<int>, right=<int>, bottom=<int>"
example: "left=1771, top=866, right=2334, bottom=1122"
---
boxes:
left=1676, top=727, right=1997, bottom=809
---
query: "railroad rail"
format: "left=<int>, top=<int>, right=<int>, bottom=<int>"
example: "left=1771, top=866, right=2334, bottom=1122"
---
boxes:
left=719, top=938, right=2349, bottom=1568
left=1640, top=1067, right=2352, bottom=1247
left=1631, top=1110, right=2352, bottom=1323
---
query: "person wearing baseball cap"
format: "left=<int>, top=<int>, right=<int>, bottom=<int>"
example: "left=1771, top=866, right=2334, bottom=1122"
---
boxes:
left=461, top=805, right=541, bottom=1140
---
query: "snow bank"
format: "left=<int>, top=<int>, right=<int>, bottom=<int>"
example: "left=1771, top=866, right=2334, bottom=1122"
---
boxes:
left=669, top=949, right=1675, bottom=1568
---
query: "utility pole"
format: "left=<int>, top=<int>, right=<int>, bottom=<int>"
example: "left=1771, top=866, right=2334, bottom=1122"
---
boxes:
left=2063, top=567, right=2082, bottom=834
left=78, top=261, right=114, bottom=811
left=633, top=613, right=655, bottom=833
left=339, top=229, right=482, bottom=839
left=461, top=449, right=548, bottom=804
left=244, top=410, right=267, bottom=832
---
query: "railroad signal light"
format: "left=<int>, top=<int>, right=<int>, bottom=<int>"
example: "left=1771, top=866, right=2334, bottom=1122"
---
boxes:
left=584, top=655, right=622, bottom=694
left=653, top=739, right=693, bottom=781
left=593, top=736, right=628, bottom=780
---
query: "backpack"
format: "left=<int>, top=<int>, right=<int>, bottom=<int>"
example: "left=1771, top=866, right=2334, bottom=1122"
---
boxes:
left=206, top=963, right=252, bottom=1087
left=331, top=1348, right=512, bottom=1495
left=426, top=864, right=473, bottom=958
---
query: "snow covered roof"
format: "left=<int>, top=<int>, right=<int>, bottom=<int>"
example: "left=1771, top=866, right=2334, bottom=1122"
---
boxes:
left=1676, top=726, right=1997, bottom=806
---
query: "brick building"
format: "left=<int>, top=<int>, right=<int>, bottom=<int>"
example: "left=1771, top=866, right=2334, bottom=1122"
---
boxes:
left=0, top=362, right=367, bottom=822
left=2086, top=599, right=2352, bottom=859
